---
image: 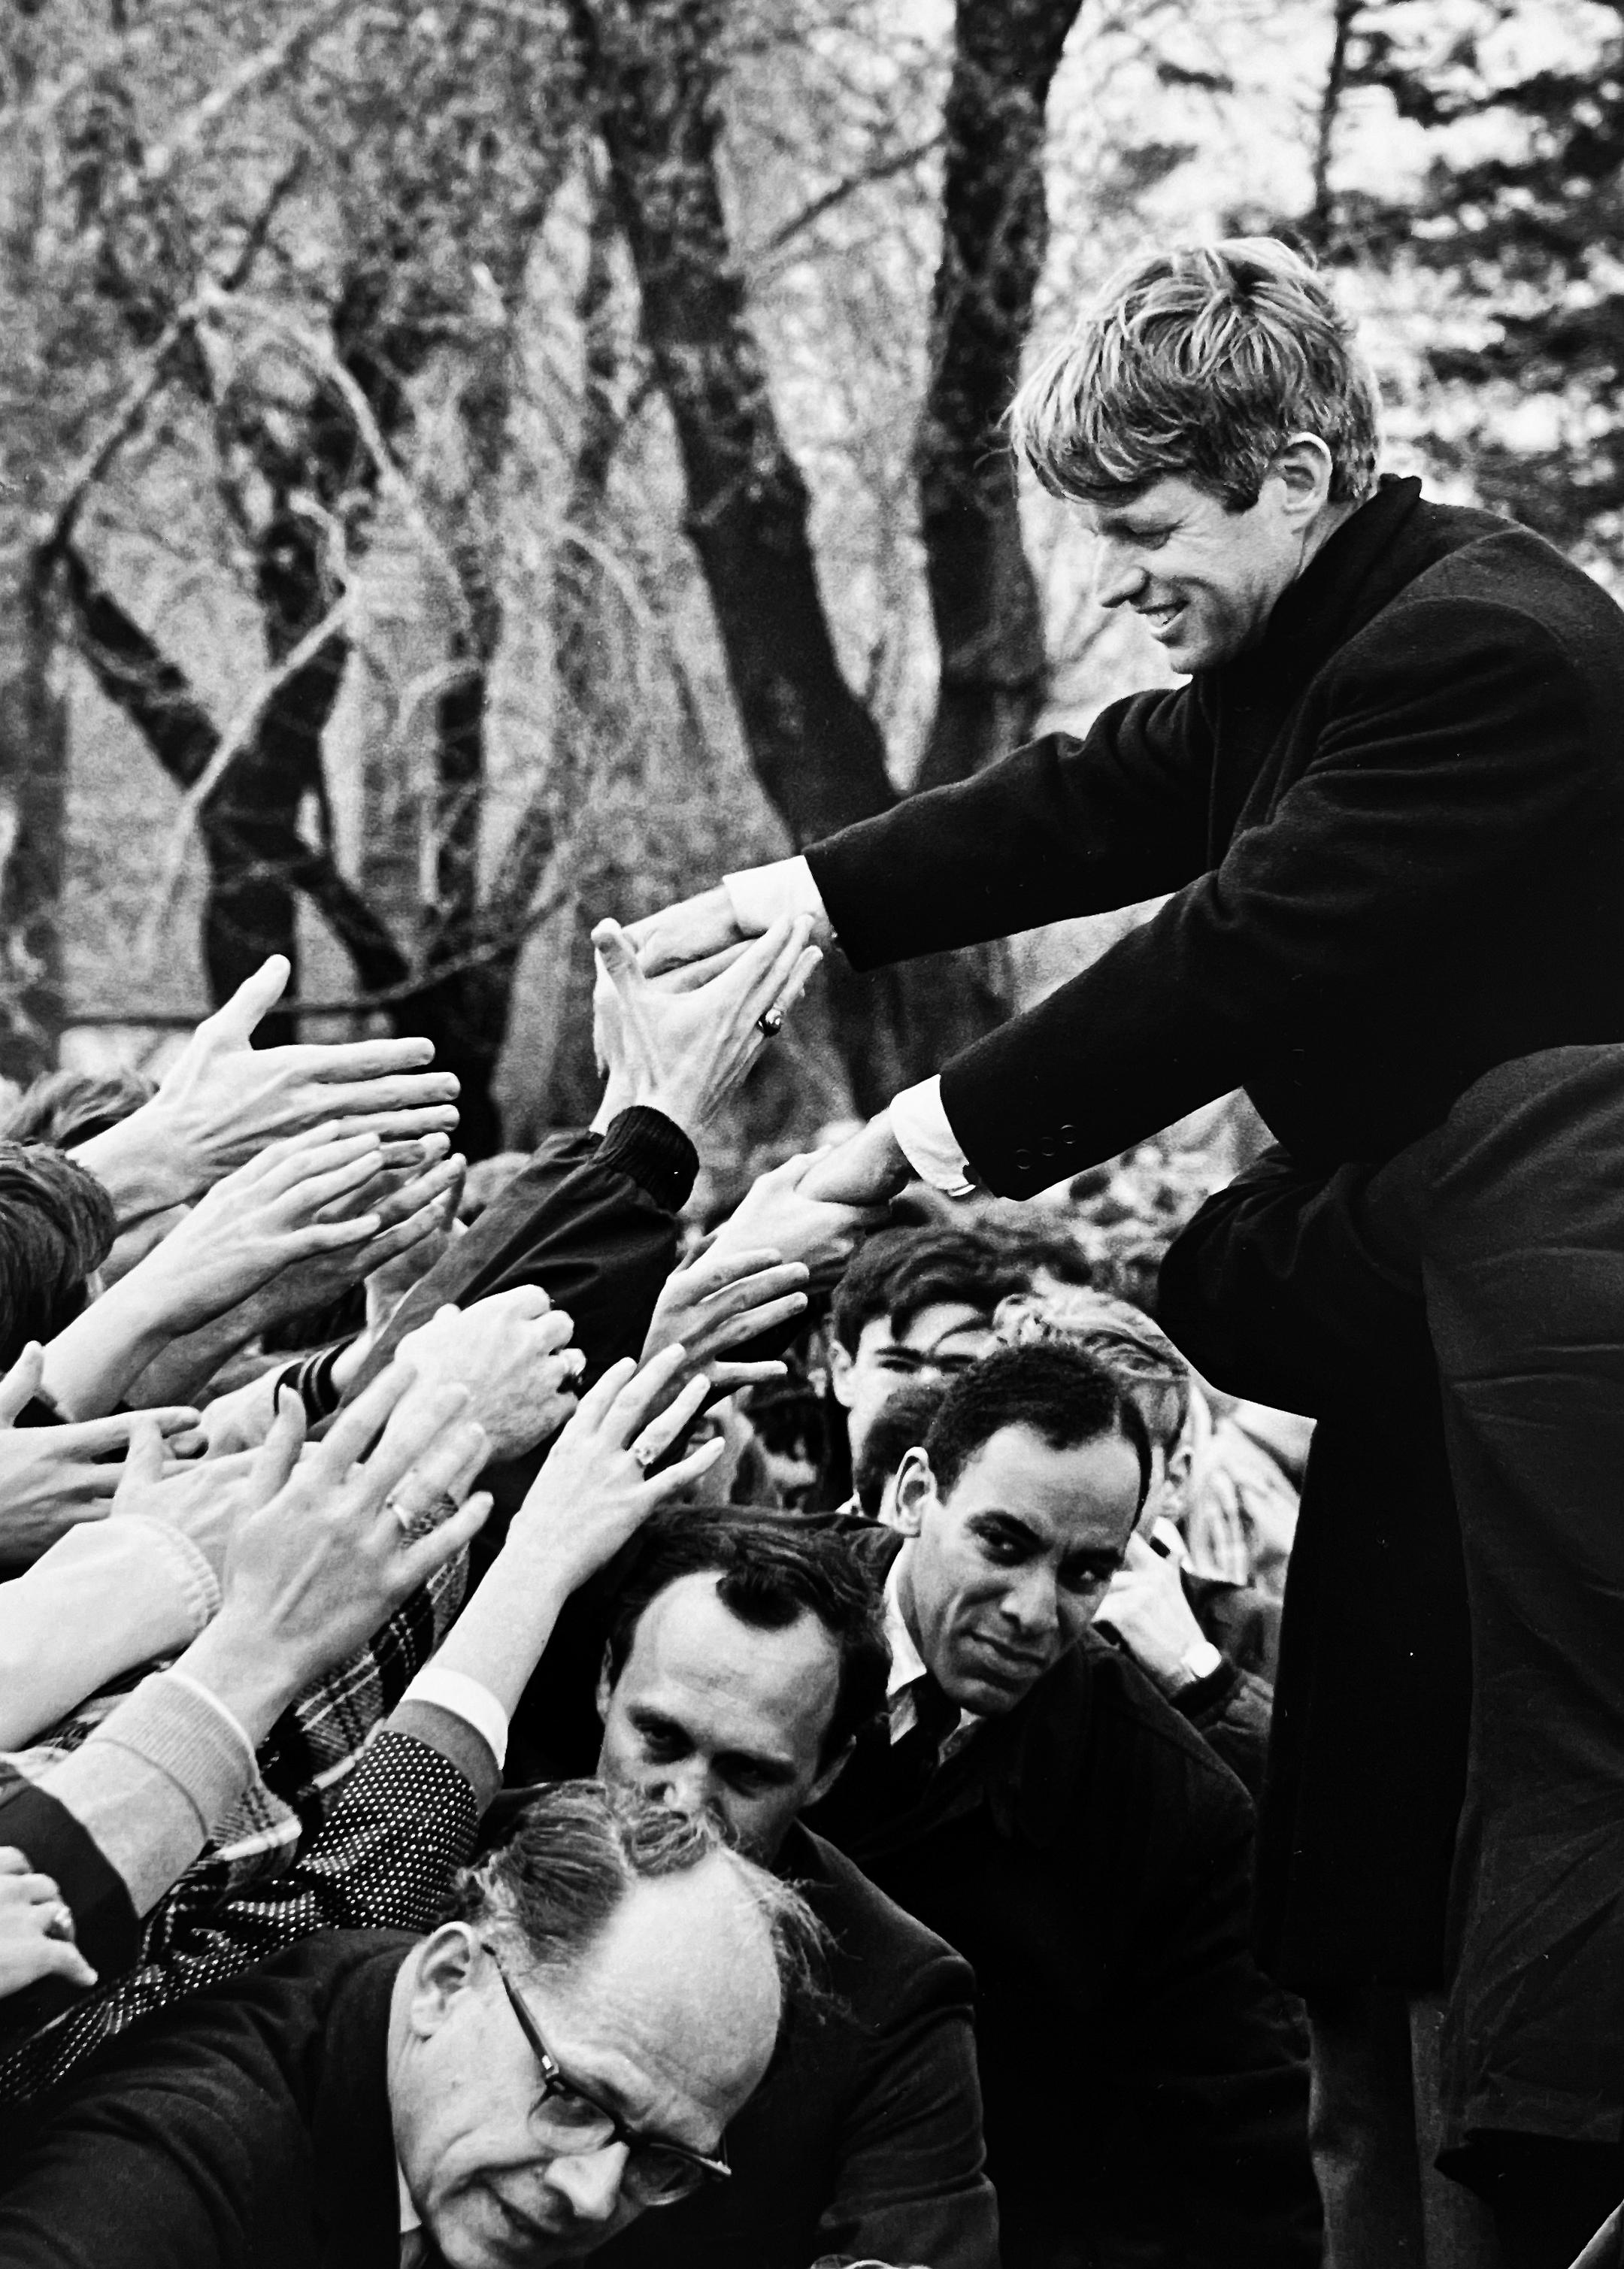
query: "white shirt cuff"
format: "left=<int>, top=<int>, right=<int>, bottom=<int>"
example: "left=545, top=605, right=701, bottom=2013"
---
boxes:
left=890, top=1078, right=976, bottom=1197
left=402, top=1665, right=509, bottom=1770
left=723, top=856, right=827, bottom=935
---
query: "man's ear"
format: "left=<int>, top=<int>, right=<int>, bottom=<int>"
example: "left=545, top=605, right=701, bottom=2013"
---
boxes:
left=1271, top=433, right=1335, bottom=521
left=595, top=1643, right=615, bottom=1727
left=806, top=1738, right=855, bottom=1809
left=892, top=1446, right=936, bottom=1538
left=406, top=1922, right=478, bottom=2037
left=827, top=1338, right=856, bottom=1411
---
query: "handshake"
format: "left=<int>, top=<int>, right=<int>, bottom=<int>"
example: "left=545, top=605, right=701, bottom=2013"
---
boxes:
left=614, top=880, right=916, bottom=1208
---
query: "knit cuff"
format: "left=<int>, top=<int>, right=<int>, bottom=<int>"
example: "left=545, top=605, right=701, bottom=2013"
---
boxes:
left=86, top=1669, right=259, bottom=1841
left=597, top=1107, right=699, bottom=1215
left=125, top=1517, right=222, bottom=1639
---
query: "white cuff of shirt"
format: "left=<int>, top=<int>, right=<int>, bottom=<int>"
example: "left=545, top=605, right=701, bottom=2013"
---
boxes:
left=723, top=856, right=827, bottom=935
left=1168, top=1637, right=1224, bottom=1693
left=402, top=1665, right=510, bottom=1770
left=890, top=1077, right=977, bottom=1198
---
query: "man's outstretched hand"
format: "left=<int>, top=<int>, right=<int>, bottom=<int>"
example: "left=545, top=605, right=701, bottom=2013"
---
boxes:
left=624, top=885, right=752, bottom=979
left=73, top=956, right=461, bottom=1221
left=795, top=1110, right=914, bottom=1207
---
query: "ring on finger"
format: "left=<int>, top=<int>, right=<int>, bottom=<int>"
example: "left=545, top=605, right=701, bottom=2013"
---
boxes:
left=43, top=1901, right=74, bottom=1943
left=631, top=1440, right=661, bottom=1472
left=385, top=1489, right=459, bottom=1539
left=756, top=1007, right=785, bottom=1038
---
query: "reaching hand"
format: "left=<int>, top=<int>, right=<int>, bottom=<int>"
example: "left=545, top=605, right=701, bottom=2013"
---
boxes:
left=394, top=1287, right=584, bottom=1462
left=0, top=1343, right=199, bottom=1570
left=73, top=956, right=460, bottom=1217
left=117, top=1124, right=398, bottom=1339
left=141, top=956, right=459, bottom=1182
left=176, top=1363, right=492, bottom=1742
left=589, top=913, right=822, bottom=1139
left=795, top=1110, right=914, bottom=1207
left=0, top=1851, right=98, bottom=1999
left=250, top=1135, right=465, bottom=1335
left=712, top=1150, right=892, bottom=1279
left=641, top=1244, right=807, bottom=1403
left=108, top=1413, right=284, bottom=1582
left=623, top=885, right=753, bottom=979
left=504, top=1346, right=724, bottom=1592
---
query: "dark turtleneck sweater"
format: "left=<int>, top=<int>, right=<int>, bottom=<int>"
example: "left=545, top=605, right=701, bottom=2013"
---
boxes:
left=807, top=475, right=1624, bottom=1186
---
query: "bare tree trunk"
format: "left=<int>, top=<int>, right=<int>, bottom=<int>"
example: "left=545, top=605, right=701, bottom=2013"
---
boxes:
left=578, top=0, right=1013, bottom=1111
left=578, top=0, right=897, bottom=847
left=0, top=562, right=68, bottom=1083
left=914, top=0, right=1080, bottom=792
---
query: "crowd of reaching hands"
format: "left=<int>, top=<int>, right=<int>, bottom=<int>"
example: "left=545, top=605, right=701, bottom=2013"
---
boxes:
left=0, top=911, right=1313, bottom=2269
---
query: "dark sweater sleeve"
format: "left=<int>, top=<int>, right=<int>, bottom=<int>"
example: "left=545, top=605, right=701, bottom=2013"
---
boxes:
left=1156, top=1144, right=1432, bottom=1419
left=344, top=1106, right=698, bottom=1404
left=806, top=700, right=1213, bottom=968
left=1171, top=1661, right=1274, bottom=1805
left=934, top=598, right=1595, bottom=1190
left=0, top=1780, right=139, bottom=2037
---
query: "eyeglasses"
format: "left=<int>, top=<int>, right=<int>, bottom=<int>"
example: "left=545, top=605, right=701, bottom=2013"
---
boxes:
left=480, top=1942, right=731, bottom=2207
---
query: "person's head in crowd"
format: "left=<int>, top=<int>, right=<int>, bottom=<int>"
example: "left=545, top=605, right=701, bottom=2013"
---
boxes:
left=399, top=1781, right=820, bottom=2267
left=852, top=1377, right=949, bottom=1525
left=2, top=1066, right=158, bottom=1150
left=980, top=1213, right=1096, bottom=1298
left=597, top=1513, right=889, bottom=1862
left=828, top=1225, right=1028, bottom=1467
left=0, top=1142, right=117, bottom=1368
left=889, top=1342, right=1149, bottom=1716
left=997, top=1286, right=1192, bottom=1534
left=1010, top=237, right=1382, bottom=674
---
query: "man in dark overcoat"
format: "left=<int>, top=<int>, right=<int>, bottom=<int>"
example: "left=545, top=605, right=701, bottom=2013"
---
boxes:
left=629, top=238, right=1624, bottom=2265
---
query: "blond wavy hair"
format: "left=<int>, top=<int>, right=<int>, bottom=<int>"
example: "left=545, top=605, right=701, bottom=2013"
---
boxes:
left=1009, top=238, right=1382, bottom=512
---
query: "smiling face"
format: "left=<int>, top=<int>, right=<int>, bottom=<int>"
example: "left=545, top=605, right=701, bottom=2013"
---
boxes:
left=389, top=1871, right=780, bottom=2268
left=595, top=1572, right=848, bottom=1863
left=892, top=1423, right=1144, bottom=1714
left=1084, top=442, right=1345, bottom=674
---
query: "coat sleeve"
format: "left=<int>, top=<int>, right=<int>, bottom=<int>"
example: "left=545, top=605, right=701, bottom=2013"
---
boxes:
left=343, top=1106, right=698, bottom=1404
left=805, top=697, right=1214, bottom=968
left=935, top=598, right=1596, bottom=1190
left=1170, top=1660, right=1274, bottom=1804
left=1110, top=1762, right=1323, bottom=2268
left=0, top=2032, right=283, bottom=2269
left=814, top=1944, right=1001, bottom=2269
left=1156, top=1145, right=1433, bottom=1419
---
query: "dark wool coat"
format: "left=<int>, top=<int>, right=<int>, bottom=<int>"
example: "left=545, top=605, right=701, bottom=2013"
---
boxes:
left=0, top=1929, right=408, bottom=2268
left=806, top=1526, right=1322, bottom=2269
left=806, top=475, right=1624, bottom=1189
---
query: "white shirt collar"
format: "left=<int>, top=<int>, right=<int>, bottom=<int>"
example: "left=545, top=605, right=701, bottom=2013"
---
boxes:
left=883, top=1541, right=929, bottom=1701
left=881, top=1543, right=981, bottom=1758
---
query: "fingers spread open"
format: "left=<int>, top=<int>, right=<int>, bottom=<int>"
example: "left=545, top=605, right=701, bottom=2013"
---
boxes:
left=626, top=1370, right=712, bottom=1468
left=603, top=1345, right=689, bottom=1444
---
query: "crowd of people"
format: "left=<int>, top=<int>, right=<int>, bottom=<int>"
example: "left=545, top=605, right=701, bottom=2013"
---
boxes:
left=0, top=931, right=1318, bottom=2269
left=7, top=226, right=1624, bottom=2269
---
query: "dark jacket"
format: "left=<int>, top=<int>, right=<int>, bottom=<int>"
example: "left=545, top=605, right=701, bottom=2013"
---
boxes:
left=806, top=477, right=1624, bottom=1189
left=806, top=1528, right=1320, bottom=2269
left=593, top=1821, right=999, bottom=2269
left=0, top=1929, right=407, bottom=2269
left=1157, top=1146, right=1471, bottom=1992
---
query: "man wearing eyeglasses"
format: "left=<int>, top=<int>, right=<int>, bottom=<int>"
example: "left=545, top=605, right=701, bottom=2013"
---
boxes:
left=0, top=1781, right=820, bottom=2269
